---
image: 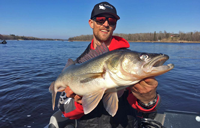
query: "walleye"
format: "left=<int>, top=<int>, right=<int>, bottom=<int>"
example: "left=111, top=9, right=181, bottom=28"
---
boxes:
left=49, top=44, right=174, bottom=117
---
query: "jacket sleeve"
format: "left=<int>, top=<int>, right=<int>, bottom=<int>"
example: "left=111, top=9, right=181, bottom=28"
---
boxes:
left=126, top=88, right=160, bottom=112
left=58, top=92, right=84, bottom=119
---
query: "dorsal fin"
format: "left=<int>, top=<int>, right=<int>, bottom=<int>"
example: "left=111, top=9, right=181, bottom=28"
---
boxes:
left=62, top=58, right=75, bottom=71
left=78, top=43, right=109, bottom=63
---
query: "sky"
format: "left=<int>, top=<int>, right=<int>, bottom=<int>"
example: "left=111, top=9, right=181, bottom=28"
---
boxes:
left=0, top=0, right=200, bottom=39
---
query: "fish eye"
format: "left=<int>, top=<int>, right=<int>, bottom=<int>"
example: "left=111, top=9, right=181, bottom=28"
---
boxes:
left=140, top=53, right=149, bottom=60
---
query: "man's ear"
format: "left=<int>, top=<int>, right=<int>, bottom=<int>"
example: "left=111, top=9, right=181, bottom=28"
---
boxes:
left=89, top=19, right=94, bottom=29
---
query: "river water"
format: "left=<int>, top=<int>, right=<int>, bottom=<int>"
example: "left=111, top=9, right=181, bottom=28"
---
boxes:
left=0, top=40, right=200, bottom=128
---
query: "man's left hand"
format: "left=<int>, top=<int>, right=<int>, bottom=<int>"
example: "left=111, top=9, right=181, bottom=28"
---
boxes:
left=130, top=77, right=158, bottom=104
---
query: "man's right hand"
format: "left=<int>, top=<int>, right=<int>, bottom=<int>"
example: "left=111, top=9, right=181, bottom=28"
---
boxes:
left=65, top=86, right=83, bottom=104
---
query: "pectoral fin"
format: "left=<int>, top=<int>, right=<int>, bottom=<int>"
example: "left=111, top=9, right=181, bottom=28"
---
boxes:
left=80, top=71, right=106, bottom=83
left=80, top=72, right=103, bottom=79
left=103, top=92, right=118, bottom=117
left=82, top=88, right=106, bottom=115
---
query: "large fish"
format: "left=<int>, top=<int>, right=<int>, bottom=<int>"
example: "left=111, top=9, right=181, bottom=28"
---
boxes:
left=49, top=44, right=174, bottom=117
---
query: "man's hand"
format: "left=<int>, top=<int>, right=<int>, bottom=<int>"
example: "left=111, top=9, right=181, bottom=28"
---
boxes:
left=65, top=86, right=82, bottom=104
left=130, top=77, right=158, bottom=104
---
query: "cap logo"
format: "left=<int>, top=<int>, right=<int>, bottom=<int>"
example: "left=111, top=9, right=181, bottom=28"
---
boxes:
left=99, top=4, right=113, bottom=10
left=99, top=4, right=106, bottom=10
left=104, top=4, right=113, bottom=9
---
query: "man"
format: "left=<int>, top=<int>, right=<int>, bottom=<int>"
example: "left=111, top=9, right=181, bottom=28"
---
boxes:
left=56, top=2, right=160, bottom=128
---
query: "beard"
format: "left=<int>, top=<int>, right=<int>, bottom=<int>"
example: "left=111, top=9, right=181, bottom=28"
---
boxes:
left=94, top=31, right=113, bottom=43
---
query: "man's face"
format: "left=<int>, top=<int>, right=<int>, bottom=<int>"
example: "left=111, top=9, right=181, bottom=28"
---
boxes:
left=91, top=14, right=117, bottom=43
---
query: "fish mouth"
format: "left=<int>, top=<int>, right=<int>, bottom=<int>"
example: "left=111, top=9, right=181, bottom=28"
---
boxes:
left=144, top=55, right=174, bottom=74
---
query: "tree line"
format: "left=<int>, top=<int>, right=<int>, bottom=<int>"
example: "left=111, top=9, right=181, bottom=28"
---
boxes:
left=0, top=34, right=64, bottom=41
left=68, top=31, right=200, bottom=42
left=1, top=31, right=199, bottom=42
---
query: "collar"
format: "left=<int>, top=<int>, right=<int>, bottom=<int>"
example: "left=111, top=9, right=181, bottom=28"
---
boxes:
left=90, top=36, right=130, bottom=51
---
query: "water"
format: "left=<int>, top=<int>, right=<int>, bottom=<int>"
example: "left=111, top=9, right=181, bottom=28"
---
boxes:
left=0, top=40, right=200, bottom=128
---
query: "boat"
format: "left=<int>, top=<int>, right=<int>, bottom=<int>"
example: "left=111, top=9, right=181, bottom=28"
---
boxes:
left=44, top=110, right=76, bottom=128
left=0, top=40, right=7, bottom=44
left=145, top=110, right=200, bottom=128
left=45, top=110, right=200, bottom=128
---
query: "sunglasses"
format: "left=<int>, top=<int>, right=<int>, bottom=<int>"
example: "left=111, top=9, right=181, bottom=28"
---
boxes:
left=93, top=17, right=117, bottom=25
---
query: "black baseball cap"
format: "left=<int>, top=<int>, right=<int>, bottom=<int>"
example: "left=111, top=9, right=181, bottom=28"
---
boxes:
left=91, top=2, right=120, bottom=20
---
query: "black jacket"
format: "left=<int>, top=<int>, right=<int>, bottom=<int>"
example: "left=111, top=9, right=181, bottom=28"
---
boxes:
left=75, top=44, right=139, bottom=128
left=62, top=42, right=159, bottom=128
left=77, top=90, right=140, bottom=128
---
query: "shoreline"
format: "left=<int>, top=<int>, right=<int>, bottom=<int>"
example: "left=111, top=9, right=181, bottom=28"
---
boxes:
left=129, top=41, right=200, bottom=43
left=69, top=40, right=200, bottom=43
left=3, top=39, right=200, bottom=43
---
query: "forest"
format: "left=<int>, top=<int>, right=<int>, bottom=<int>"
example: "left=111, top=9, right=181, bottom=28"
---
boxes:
left=1, top=31, right=200, bottom=43
left=0, top=34, right=64, bottom=41
left=68, top=31, right=200, bottom=42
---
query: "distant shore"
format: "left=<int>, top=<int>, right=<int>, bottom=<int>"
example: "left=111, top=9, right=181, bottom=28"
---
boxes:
left=129, top=40, right=200, bottom=43
left=2, top=39, right=200, bottom=43
left=68, top=31, right=200, bottom=43
left=1, top=32, right=200, bottom=43
left=68, top=40, right=200, bottom=43
left=0, top=34, right=66, bottom=41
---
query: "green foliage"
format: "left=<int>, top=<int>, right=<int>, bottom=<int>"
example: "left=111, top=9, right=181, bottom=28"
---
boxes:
left=154, top=31, right=157, bottom=41
left=10, top=34, right=16, bottom=36
left=0, top=34, right=64, bottom=41
left=68, top=31, right=200, bottom=42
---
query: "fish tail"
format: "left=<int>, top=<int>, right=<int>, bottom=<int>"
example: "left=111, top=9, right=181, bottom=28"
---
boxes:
left=52, top=91, right=56, bottom=110
left=49, top=82, right=57, bottom=110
